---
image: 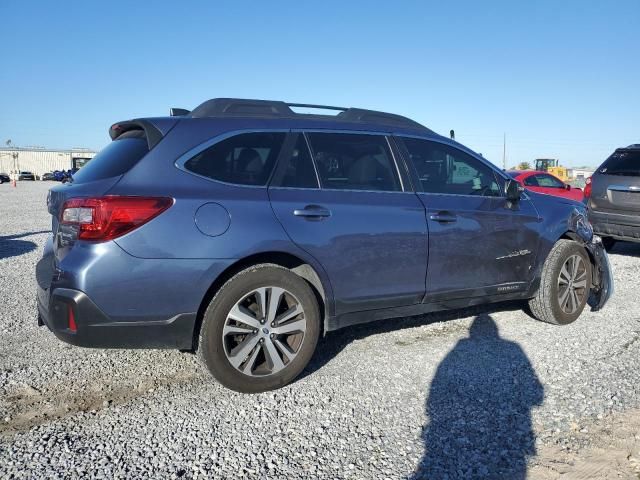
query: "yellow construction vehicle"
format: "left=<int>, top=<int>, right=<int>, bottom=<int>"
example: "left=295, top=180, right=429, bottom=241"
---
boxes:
left=535, top=158, right=570, bottom=182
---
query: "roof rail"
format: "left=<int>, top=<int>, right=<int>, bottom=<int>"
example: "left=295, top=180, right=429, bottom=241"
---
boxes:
left=187, top=98, right=430, bottom=131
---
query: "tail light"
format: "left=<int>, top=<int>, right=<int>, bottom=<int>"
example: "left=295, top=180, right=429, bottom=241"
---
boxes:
left=68, top=304, right=77, bottom=333
left=60, top=196, right=173, bottom=241
left=584, top=177, right=592, bottom=198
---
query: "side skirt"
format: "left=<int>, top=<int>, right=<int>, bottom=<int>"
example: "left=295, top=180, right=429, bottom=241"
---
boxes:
left=327, top=287, right=533, bottom=332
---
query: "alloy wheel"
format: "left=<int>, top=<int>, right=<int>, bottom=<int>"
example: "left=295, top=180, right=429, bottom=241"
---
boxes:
left=222, top=286, right=307, bottom=377
left=557, top=254, right=588, bottom=315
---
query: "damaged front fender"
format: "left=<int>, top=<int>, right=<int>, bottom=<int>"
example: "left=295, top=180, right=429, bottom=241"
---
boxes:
left=585, top=236, right=614, bottom=311
left=567, top=208, right=614, bottom=311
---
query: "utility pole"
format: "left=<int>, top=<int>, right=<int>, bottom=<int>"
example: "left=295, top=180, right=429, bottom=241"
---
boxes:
left=502, top=133, right=506, bottom=170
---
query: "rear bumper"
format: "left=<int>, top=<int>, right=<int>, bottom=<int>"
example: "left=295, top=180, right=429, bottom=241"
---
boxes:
left=590, top=210, right=640, bottom=243
left=35, top=237, right=234, bottom=350
left=37, top=284, right=197, bottom=349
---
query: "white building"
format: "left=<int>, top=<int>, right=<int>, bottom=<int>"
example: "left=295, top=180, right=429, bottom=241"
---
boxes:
left=570, top=168, right=595, bottom=181
left=0, top=147, right=96, bottom=179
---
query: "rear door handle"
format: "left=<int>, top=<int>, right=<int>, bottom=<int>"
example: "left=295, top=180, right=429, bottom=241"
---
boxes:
left=429, top=211, right=457, bottom=223
left=293, top=205, right=331, bottom=219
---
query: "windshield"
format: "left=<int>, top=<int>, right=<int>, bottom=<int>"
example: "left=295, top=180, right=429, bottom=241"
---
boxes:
left=600, top=149, right=640, bottom=176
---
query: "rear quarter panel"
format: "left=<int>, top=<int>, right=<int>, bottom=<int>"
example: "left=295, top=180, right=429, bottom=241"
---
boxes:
left=105, top=118, right=336, bottom=315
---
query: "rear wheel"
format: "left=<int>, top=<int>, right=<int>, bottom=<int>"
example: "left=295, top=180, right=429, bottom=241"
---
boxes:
left=198, top=264, right=320, bottom=393
left=529, top=240, right=591, bottom=325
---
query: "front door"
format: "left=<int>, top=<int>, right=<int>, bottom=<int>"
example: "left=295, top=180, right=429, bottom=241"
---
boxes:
left=269, top=132, right=427, bottom=315
left=397, top=136, right=540, bottom=300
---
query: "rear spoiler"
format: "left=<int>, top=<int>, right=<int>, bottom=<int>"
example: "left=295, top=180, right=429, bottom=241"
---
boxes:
left=170, top=108, right=190, bottom=117
left=109, top=119, right=166, bottom=150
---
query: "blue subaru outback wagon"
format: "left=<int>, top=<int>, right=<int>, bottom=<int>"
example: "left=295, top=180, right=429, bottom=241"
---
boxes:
left=37, top=98, right=613, bottom=392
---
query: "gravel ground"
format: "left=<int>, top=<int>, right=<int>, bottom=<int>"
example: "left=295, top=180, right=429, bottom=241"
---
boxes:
left=1, top=182, right=640, bottom=479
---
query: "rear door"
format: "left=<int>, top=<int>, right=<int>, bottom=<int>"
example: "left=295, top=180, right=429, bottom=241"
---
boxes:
left=268, top=131, right=427, bottom=315
left=397, top=136, right=540, bottom=300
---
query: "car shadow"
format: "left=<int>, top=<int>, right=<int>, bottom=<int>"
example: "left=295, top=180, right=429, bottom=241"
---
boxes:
left=302, top=300, right=524, bottom=379
left=609, top=241, right=640, bottom=258
left=0, top=231, right=50, bottom=260
left=411, top=314, right=543, bottom=479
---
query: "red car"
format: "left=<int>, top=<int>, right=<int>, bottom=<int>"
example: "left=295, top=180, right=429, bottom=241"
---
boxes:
left=507, top=170, right=584, bottom=202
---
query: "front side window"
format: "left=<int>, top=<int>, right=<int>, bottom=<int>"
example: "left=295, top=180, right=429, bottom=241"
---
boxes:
left=184, top=132, right=285, bottom=186
left=305, top=133, right=401, bottom=192
left=523, top=175, right=539, bottom=187
left=401, top=137, right=501, bottom=196
left=534, top=174, right=564, bottom=188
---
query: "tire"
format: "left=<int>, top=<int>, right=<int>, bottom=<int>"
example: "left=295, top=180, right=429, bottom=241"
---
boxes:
left=601, top=237, right=616, bottom=252
left=198, top=264, right=320, bottom=393
left=529, top=239, right=592, bottom=325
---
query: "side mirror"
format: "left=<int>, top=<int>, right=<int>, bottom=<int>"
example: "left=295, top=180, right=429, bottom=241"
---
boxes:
left=505, top=179, right=523, bottom=201
left=565, top=184, right=571, bottom=190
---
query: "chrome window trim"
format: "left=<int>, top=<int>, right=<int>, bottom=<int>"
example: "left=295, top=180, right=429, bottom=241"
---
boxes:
left=608, top=184, right=640, bottom=192
left=268, top=185, right=414, bottom=195
left=174, top=128, right=289, bottom=188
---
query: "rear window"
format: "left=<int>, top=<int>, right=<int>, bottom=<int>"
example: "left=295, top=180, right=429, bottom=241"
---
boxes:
left=600, top=149, right=640, bottom=176
left=184, top=132, right=285, bottom=186
left=71, top=130, right=149, bottom=184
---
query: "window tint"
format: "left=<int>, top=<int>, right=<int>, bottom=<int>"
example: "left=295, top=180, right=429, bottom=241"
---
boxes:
left=523, top=175, right=539, bottom=187
left=72, top=130, right=148, bottom=184
left=306, top=133, right=401, bottom=192
left=277, top=134, right=319, bottom=189
left=402, top=138, right=501, bottom=196
left=184, top=132, right=285, bottom=186
left=534, top=174, right=564, bottom=188
left=600, top=149, right=640, bottom=176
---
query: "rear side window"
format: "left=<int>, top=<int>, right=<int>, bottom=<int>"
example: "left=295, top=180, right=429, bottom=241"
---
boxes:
left=184, top=132, right=285, bottom=186
left=600, top=150, right=640, bottom=176
left=306, top=133, right=401, bottom=192
left=401, top=137, right=501, bottom=196
left=72, top=130, right=148, bottom=184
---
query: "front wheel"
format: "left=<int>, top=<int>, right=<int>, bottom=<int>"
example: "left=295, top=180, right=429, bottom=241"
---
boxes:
left=529, top=240, right=592, bottom=325
left=198, top=264, right=320, bottom=393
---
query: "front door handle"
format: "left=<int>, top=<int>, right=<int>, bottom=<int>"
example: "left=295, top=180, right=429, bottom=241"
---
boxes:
left=293, top=205, right=331, bottom=219
left=429, top=211, right=457, bottom=223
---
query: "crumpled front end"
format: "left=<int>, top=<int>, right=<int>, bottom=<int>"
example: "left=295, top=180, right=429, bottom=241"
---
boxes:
left=585, top=236, right=614, bottom=311
left=568, top=208, right=614, bottom=311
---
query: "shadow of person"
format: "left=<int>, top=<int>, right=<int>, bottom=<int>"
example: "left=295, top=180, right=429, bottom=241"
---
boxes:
left=413, top=314, right=543, bottom=479
left=0, top=236, right=37, bottom=260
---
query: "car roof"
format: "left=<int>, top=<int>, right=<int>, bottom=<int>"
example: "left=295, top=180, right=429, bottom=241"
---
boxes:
left=185, top=98, right=433, bottom=132
left=146, top=98, right=444, bottom=138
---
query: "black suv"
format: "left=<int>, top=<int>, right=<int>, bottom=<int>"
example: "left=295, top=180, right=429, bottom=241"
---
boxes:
left=587, top=144, right=640, bottom=249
